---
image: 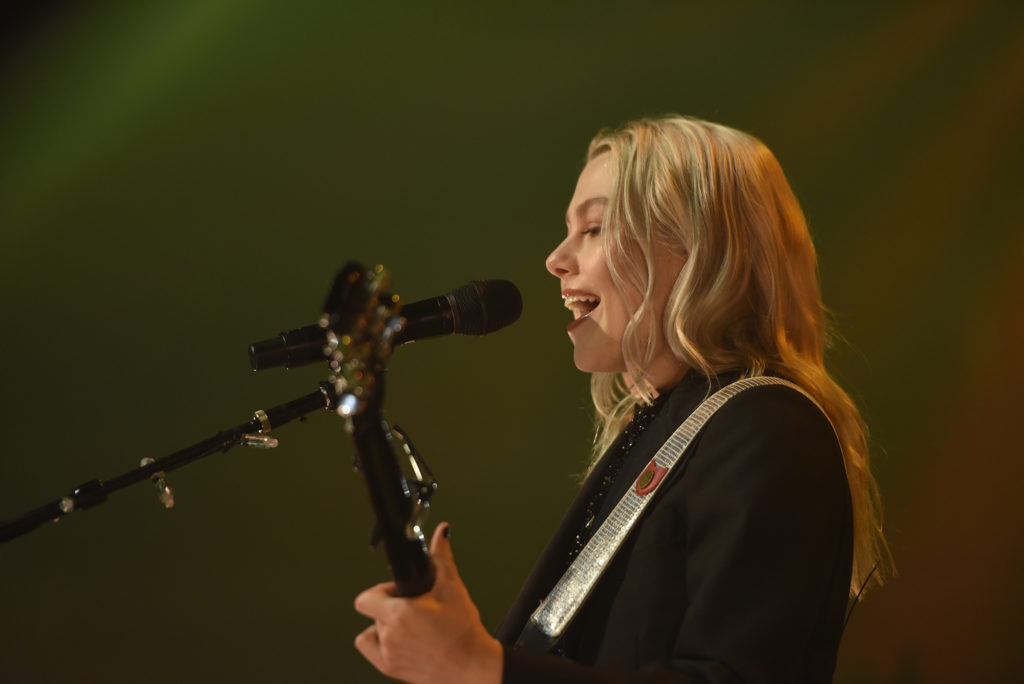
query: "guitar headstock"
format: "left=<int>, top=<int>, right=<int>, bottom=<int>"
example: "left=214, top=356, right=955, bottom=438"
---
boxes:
left=319, top=262, right=402, bottom=418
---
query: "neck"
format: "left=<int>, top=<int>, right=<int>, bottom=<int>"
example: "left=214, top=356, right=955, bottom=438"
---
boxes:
left=624, top=361, right=690, bottom=399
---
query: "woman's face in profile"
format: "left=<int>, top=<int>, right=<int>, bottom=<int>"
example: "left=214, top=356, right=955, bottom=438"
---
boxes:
left=546, top=153, right=630, bottom=375
left=546, top=152, right=688, bottom=388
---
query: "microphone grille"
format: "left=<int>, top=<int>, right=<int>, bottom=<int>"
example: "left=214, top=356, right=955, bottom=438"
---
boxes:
left=450, top=280, right=522, bottom=335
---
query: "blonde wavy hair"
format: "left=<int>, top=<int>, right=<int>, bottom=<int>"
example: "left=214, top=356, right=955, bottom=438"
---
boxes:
left=586, top=115, right=890, bottom=596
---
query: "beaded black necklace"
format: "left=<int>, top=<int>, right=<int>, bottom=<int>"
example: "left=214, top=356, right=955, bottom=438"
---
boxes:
left=566, top=397, right=666, bottom=566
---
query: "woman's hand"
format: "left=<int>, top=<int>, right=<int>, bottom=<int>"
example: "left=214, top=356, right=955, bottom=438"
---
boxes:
left=354, top=523, right=503, bottom=684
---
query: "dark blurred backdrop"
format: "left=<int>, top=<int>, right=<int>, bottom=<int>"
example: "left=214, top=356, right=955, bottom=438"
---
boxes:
left=2, top=2, right=1022, bottom=682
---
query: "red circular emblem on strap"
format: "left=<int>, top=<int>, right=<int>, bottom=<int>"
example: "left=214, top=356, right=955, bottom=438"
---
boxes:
left=635, top=458, right=668, bottom=496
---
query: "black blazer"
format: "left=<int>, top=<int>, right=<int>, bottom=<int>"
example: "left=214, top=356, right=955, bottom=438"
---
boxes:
left=495, top=371, right=853, bottom=683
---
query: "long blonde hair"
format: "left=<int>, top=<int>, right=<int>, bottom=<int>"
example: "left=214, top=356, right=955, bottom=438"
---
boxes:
left=587, top=115, right=890, bottom=596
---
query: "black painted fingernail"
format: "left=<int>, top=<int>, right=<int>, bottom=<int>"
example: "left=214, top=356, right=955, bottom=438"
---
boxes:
left=443, top=525, right=451, bottom=539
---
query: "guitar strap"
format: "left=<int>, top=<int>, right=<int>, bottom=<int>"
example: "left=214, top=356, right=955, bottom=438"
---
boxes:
left=516, top=376, right=822, bottom=651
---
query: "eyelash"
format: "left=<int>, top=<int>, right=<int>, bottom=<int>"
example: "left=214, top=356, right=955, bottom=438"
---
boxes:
left=582, top=225, right=601, bottom=236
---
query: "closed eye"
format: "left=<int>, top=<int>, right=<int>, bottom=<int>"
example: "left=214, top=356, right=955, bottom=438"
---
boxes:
left=582, top=225, right=601, bottom=236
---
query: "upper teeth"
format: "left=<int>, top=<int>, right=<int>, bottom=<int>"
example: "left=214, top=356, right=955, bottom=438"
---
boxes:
left=563, top=294, right=599, bottom=308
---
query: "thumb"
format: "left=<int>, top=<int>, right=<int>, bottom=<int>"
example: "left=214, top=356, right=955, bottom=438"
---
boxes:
left=429, top=522, right=459, bottom=583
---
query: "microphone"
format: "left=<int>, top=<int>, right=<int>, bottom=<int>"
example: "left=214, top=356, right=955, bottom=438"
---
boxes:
left=249, top=279, right=522, bottom=371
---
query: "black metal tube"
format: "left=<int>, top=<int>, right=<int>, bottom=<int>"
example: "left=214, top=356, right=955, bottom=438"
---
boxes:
left=0, top=385, right=333, bottom=544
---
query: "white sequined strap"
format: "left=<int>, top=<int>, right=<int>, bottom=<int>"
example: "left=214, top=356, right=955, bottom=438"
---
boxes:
left=516, top=376, right=818, bottom=651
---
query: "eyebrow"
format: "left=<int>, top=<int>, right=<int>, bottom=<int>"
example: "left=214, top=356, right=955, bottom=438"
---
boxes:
left=565, top=196, right=608, bottom=227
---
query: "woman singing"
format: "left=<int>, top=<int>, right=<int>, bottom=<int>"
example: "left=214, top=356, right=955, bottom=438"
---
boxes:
left=353, top=115, right=890, bottom=683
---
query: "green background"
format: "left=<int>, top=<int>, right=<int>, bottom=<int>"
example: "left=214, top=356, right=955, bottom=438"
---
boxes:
left=2, top=2, right=1022, bottom=682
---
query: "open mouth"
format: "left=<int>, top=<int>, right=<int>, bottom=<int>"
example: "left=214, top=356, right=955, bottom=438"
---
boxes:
left=563, top=293, right=600, bottom=320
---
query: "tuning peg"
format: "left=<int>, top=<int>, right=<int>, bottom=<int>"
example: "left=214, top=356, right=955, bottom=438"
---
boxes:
left=336, top=392, right=361, bottom=417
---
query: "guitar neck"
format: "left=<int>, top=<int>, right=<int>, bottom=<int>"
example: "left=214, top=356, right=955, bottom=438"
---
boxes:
left=351, top=411, right=434, bottom=597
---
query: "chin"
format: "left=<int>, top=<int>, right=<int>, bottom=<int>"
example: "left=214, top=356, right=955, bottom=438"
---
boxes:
left=572, top=348, right=625, bottom=375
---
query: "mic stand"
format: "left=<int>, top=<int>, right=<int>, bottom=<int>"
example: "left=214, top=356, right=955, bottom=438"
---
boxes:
left=0, top=382, right=338, bottom=544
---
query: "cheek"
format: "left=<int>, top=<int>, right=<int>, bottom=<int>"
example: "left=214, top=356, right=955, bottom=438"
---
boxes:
left=580, top=244, right=609, bottom=280
left=601, top=293, right=632, bottom=334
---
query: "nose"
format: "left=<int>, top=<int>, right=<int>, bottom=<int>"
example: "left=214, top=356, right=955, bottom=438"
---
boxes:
left=545, top=236, right=575, bottom=278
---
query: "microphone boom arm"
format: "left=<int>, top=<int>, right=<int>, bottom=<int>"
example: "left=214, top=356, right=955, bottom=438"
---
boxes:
left=0, top=384, right=336, bottom=544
